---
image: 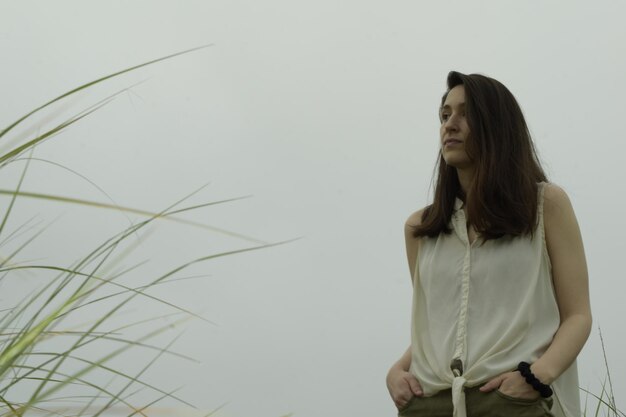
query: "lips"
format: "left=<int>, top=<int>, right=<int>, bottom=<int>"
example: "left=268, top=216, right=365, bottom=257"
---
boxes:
left=444, top=139, right=463, bottom=146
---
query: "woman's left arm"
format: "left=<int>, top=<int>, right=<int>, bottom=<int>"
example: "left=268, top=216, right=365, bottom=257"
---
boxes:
left=481, top=183, right=592, bottom=396
left=530, top=183, right=592, bottom=383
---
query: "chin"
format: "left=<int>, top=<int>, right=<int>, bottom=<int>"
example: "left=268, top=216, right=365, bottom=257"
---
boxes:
left=443, top=157, right=470, bottom=168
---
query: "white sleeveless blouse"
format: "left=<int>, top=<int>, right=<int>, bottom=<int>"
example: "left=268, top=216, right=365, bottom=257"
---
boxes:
left=409, top=183, right=581, bottom=417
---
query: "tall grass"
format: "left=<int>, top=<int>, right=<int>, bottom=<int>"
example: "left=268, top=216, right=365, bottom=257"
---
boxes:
left=581, top=329, right=623, bottom=417
left=0, top=46, right=284, bottom=416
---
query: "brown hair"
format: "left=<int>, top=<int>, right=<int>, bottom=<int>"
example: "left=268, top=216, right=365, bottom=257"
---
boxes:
left=413, top=71, right=548, bottom=241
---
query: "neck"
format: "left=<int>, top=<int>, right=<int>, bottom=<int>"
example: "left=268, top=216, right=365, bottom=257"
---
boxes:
left=456, top=167, right=475, bottom=197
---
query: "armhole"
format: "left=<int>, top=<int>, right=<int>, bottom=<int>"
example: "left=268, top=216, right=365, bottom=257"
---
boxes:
left=411, top=239, right=420, bottom=286
left=538, top=182, right=552, bottom=270
left=407, top=209, right=424, bottom=286
left=537, top=182, right=546, bottom=237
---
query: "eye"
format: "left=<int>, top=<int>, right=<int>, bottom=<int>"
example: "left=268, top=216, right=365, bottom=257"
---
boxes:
left=440, top=112, right=450, bottom=122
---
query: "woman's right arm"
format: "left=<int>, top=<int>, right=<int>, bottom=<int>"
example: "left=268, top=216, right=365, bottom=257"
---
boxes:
left=386, top=346, right=423, bottom=408
left=386, top=210, right=425, bottom=409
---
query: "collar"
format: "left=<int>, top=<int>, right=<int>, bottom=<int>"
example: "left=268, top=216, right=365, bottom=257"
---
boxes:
left=453, top=197, right=464, bottom=212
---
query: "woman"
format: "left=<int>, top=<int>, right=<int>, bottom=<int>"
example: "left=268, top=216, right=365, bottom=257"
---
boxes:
left=386, top=71, right=591, bottom=417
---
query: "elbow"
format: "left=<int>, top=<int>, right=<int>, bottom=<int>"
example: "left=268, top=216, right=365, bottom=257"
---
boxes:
left=581, top=306, right=593, bottom=333
left=560, top=310, right=593, bottom=340
left=570, top=311, right=593, bottom=340
left=580, top=312, right=593, bottom=341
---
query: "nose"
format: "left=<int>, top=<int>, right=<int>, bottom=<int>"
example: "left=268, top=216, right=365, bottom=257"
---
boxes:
left=443, top=115, right=460, bottom=132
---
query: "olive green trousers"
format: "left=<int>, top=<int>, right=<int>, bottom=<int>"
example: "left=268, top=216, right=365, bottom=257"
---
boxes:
left=398, top=385, right=554, bottom=417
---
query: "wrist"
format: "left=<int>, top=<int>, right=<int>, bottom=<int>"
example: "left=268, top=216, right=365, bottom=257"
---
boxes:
left=388, top=362, right=406, bottom=378
left=529, top=362, right=556, bottom=385
left=391, top=362, right=408, bottom=373
left=517, top=362, right=553, bottom=398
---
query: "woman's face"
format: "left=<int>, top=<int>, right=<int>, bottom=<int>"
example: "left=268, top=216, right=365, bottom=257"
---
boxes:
left=440, top=85, right=472, bottom=169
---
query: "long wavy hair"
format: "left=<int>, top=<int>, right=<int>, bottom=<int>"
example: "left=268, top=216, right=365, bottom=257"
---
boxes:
left=413, top=71, right=548, bottom=241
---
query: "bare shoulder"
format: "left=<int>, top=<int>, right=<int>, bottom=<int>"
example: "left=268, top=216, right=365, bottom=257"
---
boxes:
left=543, top=182, right=572, bottom=210
left=541, top=183, right=583, bottom=251
left=404, top=208, right=426, bottom=241
left=542, top=183, right=576, bottom=224
left=404, top=208, right=426, bottom=250
left=405, top=208, right=426, bottom=229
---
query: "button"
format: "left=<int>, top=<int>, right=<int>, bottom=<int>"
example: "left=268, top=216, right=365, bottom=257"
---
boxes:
left=450, top=358, right=464, bottom=376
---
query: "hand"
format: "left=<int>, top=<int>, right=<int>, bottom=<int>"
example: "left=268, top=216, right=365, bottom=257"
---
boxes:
left=386, top=366, right=423, bottom=409
left=479, top=371, right=540, bottom=400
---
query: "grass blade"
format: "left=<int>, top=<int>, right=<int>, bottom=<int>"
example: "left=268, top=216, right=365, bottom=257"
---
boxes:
left=0, top=45, right=213, bottom=141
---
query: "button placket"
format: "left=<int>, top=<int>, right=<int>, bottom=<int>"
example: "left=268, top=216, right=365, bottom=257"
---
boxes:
left=450, top=205, right=472, bottom=417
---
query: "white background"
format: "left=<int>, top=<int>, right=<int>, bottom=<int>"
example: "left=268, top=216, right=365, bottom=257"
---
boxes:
left=1, top=1, right=625, bottom=416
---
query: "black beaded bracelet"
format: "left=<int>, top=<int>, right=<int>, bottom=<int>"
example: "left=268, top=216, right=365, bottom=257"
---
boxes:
left=517, top=361, right=553, bottom=398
